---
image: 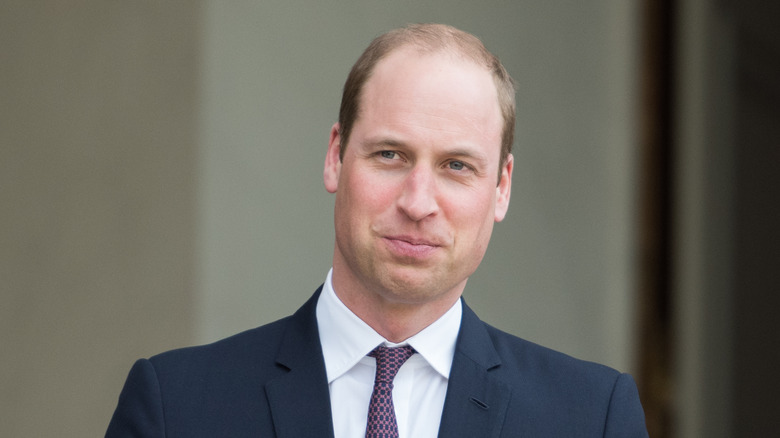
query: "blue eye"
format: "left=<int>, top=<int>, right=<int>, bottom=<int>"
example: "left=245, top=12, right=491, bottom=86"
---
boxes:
left=380, top=151, right=396, bottom=159
left=448, top=161, right=465, bottom=171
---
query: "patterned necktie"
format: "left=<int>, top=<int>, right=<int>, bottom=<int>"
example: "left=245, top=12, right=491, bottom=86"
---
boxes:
left=365, top=345, right=416, bottom=438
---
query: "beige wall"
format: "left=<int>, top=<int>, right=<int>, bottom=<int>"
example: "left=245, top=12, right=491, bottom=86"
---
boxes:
left=1, top=1, right=643, bottom=436
left=1, top=2, right=199, bottom=436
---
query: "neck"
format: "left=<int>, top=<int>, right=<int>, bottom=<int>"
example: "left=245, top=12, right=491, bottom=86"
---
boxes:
left=330, top=269, right=463, bottom=343
left=357, top=297, right=459, bottom=343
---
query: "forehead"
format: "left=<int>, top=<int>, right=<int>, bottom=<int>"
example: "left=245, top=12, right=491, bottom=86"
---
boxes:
left=359, top=48, right=503, bottom=146
left=367, top=47, right=497, bottom=102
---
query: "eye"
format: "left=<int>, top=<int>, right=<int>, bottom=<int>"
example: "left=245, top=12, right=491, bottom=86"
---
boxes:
left=448, top=160, right=466, bottom=171
left=380, top=150, right=397, bottom=160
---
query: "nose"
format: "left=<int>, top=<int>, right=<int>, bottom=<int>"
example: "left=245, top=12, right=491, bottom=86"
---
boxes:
left=397, top=167, right=439, bottom=221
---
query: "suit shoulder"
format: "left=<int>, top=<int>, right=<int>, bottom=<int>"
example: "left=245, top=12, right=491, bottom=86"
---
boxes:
left=148, top=315, right=293, bottom=374
left=478, top=324, right=648, bottom=436
left=482, top=323, right=623, bottom=385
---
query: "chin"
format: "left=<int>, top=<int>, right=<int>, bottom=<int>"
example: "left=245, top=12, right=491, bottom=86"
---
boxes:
left=377, top=271, right=458, bottom=305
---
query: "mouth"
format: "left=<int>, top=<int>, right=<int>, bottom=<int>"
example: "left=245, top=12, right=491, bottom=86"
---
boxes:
left=388, top=235, right=441, bottom=246
left=382, top=235, right=442, bottom=259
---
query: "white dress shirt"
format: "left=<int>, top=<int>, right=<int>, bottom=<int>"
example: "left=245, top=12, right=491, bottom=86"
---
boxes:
left=316, top=269, right=462, bottom=438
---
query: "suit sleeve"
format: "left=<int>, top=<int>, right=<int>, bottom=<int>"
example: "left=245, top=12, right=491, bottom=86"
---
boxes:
left=603, top=373, right=649, bottom=438
left=105, top=359, right=166, bottom=438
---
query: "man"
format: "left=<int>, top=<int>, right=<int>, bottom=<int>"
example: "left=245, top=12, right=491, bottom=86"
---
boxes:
left=107, top=24, right=648, bottom=437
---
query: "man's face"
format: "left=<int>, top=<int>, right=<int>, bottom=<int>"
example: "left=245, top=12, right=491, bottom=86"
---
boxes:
left=324, top=48, right=512, bottom=309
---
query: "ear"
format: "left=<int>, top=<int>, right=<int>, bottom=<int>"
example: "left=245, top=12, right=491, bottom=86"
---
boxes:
left=494, top=153, right=513, bottom=222
left=323, top=123, right=342, bottom=193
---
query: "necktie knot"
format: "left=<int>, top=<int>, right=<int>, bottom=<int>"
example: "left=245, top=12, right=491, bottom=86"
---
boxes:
left=368, top=345, right=415, bottom=383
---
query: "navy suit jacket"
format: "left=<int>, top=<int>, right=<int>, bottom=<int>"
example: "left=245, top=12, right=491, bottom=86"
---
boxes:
left=106, top=288, right=648, bottom=437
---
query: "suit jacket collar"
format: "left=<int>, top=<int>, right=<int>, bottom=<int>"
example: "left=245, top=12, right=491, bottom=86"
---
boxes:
left=437, top=301, right=512, bottom=438
left=265, top=287, right=336, bottom=438
left=265, top=288, right=511, bottom=438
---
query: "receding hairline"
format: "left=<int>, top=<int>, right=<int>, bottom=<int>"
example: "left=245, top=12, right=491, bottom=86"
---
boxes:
left=360, top=25, right=507, bottom=90
left=338, top=23, right=516, bottom=173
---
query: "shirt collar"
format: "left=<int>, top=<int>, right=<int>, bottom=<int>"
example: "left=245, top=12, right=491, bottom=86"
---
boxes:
left=316, top=269, right=462, bottom=383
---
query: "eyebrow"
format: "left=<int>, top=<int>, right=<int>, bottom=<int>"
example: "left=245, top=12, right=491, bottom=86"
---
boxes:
left=361, top=137, right=405, bottom=150
left=445, top=148, right=489, bottom=165
left=364, top=137, right=487, bottom=157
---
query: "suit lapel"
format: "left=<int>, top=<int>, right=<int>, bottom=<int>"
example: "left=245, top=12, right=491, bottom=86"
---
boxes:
left=263, top=291, right=513, bottom=438
left=437, top=302, right=512, bottom=438
left=265, top=288, right=335, bottom=438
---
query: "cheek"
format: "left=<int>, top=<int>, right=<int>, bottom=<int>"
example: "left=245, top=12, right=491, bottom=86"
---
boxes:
left=341, top=170, right=397, bottom=219
left=445, top=191, right=497, bottom=257
left=446, top=186, right=496, bottom=227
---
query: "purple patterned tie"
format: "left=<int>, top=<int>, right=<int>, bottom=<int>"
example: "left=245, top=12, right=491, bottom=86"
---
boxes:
left=365, top=345, right=415, bottom=438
